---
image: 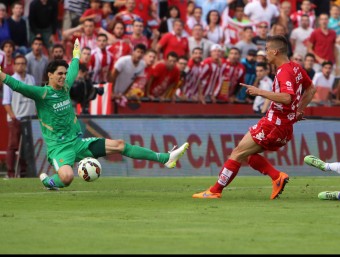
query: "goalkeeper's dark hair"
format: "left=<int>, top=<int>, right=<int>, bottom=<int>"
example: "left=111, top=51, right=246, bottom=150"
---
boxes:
left=266, top=35, right=288, bottom=55
left=46, top=59, right=69, bottom=75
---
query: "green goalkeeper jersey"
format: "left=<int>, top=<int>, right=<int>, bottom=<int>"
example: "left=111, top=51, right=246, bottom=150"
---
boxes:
left=3, top=58, right=82, bottom=150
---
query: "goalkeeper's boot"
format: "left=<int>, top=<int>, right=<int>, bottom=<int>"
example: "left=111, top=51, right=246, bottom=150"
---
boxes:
left=304, top=155, right=326, bottom=171
left=318, top=191, right=340, bottom=200
left=192, top=187, right=221, bottom=199
left=164, top=142, right=189, bottom=168
left=40, top=173, right=59, bottom=191
left=270, top=172, right=289, bottom=199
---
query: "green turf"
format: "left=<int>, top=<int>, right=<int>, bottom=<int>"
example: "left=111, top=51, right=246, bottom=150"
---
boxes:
left=1, top=176, right=340, bottom=254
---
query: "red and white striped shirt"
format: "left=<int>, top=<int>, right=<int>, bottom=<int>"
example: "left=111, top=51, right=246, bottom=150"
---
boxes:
left=180, top=58, right=201, bottom=99
left=89, top=47, right=114, bottom=83
left=199, top=57, right=225, bottom=97
left=266, top=61, right=312, bottom=126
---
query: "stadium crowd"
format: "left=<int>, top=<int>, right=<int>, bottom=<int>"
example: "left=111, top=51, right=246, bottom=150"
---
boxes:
left=0, top=0, right=340, bottom=112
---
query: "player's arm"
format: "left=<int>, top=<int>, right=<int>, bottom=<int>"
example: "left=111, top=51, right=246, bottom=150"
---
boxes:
left=296, top=82, right=316, bottom=116
left=0, top=69, right=44, bottom=100
left=240, top=83, right=292, bottom=105
left=66, top=39, right=80, bottom=90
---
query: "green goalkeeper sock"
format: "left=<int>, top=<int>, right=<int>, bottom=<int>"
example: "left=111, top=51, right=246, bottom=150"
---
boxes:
left=122, top=143, right=170, bottom=164
left=42, top=174, right=66, bottom=188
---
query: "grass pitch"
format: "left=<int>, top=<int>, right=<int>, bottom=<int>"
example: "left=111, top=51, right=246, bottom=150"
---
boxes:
left=1, top=176, right=340, bottom=254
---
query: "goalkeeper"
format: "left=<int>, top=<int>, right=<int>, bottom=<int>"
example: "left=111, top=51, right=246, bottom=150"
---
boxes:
left=0, top=39, right=189, bottom=190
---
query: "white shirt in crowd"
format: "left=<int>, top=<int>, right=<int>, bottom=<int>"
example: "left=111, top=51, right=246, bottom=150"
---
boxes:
left=113, top=55, right=146, bottom=94
left=253, top=75, right=273, bottom=112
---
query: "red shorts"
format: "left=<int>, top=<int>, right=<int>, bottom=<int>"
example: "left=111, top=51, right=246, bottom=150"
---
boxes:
left=249, top=117, right=293, bottom=151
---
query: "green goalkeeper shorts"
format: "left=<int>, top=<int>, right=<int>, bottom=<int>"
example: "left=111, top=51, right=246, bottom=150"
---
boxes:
left=47, top=137, right=105, bottom=170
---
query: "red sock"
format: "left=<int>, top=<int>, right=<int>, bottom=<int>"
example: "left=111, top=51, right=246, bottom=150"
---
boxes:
left=248, top=154, right=280, bottom=180
left=210, top=159, right=241, bottom=193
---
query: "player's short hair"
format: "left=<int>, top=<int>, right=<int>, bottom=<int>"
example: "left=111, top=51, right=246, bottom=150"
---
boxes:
left=266, top=35, right=288, bottom=55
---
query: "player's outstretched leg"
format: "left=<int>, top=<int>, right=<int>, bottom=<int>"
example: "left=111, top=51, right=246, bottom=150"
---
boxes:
left=40, top=173, right=65, bottom=190
left=304, top=155, right=326, bottom=171
left=318, top=191, right=340, bottom=200
left=121, top=142, right=189, bottom=168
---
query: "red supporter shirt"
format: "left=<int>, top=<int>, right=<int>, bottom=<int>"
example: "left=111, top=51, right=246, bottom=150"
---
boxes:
left=134, top=0, right=153, bottom=26
left=158, top=32, right=189, bottom=59
left=266, top=61, right=312, bottom=126
left=149, top=62, right=180, bottom=97
left=80, top=9, right=104, bottom=28
left=107, top=40, right=132, bottom=64
left=309, top=28, right=336, bottom=64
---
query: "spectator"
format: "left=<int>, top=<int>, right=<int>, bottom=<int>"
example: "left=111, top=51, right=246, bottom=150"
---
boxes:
left=290, top=0, right=315, bottom=29
left=89, top=33, right=113, bottom=84
left=235, top=26, right=258, bottom=59
left=126, top=48, right=157, bottom=99
left=310, top=61, right=335, bottom=106
left=177, top=47, right=203, bottom=101
left=1, top=40, right=15, bottom=75
left=238, top=49, right=257, bottom=103
left=62, top=0, right=89, bottom=31
left=156, top=18, right=189, bottom=60
left=291, top=53, right=304, bottom=67
left=252, top=21, right=269, bottom=51
left=222, top=5, right=254, bottom=52
left=146, top=51, right=180, bottom=101
left=168, top=0, right=189, bottom=22
left=308, top=13, right=336, bottom=71
left=7, top=1, right=29, bottom=56
left=194, top=0, right=228, bottom=23
left=244, top=0, right=279, bottom=27
left=188, top=24, right=213, bottom=59
left=124, top=19, right=150, bottom=49
left=63, top=19, right=98, bottom=51
left=101, top=1, right=114, bottom=31
left=111, top=44, right=147, bottom=106
left=221, top=47, right=245, bottom=103
left=272, top=1, right=294, bottom=36
left=25, top=36, right=48, bottom=86
left=114, top=0, right=142, bottom=35
left=107, top=21, right=133, bottom=66
left=28, top=0, right=58, bottom=49
left=186, top=6, right=207, bottom=34
left=256, top=50, right=266, bottom=63
left=159, top=5, right=181, bottom=36
left=50, top=43, right=66, bottom=61
left=290, top=14, right=313, bottom=58
left=252, top=62, right=273, bottom=114
left=79, top=0, right=103, bottom=29
left=204, top=10, right=224, bottom=45
left=0, top=3, right=11, bottom=46
left=303, top=53, right=316, bottom=80
left=165, top=55, right=188, bottom=101
left=328, top=4, right=340, bottom=36
left=79, top=46, right=92, bottom=69
left=198, top=44, right=224, bottom=104
left=2, top=55, right=36, bottom=178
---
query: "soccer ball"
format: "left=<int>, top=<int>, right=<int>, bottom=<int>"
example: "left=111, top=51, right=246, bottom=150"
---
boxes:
left=77, top=157, right=102, bottom=182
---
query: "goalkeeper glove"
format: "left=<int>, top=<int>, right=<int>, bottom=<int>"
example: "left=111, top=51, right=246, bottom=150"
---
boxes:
left=73, top=38, right=81, bottom=59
